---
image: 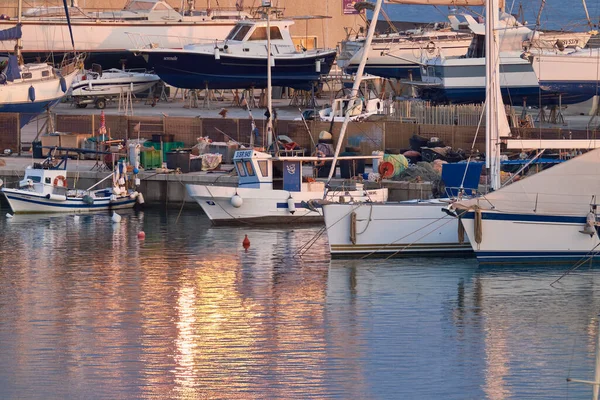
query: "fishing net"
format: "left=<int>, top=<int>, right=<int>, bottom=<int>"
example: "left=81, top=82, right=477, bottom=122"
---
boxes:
left=393, top=161, right=446, bottom=198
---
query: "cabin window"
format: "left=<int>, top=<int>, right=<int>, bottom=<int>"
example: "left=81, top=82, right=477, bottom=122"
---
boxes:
left=29, top=176, right=41, bottom=183
left=235, top=160, right=247, bottom=177
left=45, top=177, right=51, bottom=184
left=225, top=25, right=241, bottom=41
left=153, top=3, right=169, bottom=10
left=41, top=70, right=49, bottom=77
left=22, top=72, right=32, bottom=79
left=257, top=160, right=268, bottom=177
left=248, top=27, right=283, bottom=41
left=232, top=25, right=252, bottom=41
left=244, top=160, right=255, bottom=176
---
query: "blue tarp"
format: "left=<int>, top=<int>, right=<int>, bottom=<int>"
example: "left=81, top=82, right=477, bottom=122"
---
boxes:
left=441, top=162, right=484, bottom=197
left=0, top=23, right=21, bottom=41
left=4, top=55, right=21, bottom=82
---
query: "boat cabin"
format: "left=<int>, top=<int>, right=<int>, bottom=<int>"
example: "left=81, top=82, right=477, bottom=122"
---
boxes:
left=233, top=149, right=322, bottom=193
left=221, top=19, right=296, bottom=50
left=19, top=163, right=69, bottom=197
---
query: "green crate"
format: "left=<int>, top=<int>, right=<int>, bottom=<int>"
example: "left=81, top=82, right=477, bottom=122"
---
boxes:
left=140, top=149, right=162, bottom=169
left=144, top=141, right=185, bottom=159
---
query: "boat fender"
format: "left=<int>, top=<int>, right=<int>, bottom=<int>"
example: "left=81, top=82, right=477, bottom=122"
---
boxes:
left=110, top=194, right=118, bottom=202
left=28, top=85, right=35, bottom=102
left=137, top=192, right=145, bottom=204
left=46, top=193, right=67, bottom=201
left=82, top=195, right=94, bottom=205
left=129, top=191, right=138, bottom=200
left=231, top=194, right=243, bottom=208
left=315, top=59, right=321, bottom=73
left=60, top=76, right=67, bottom=93
left=474, top=208, right=483, bottom=244
left=214, top=47, right=220, bottom=60
left=350, top=211, right=357, bottom=245
left=287, top=196, right=296, bottom=214
left=53, top=175, right=67, bottom=187
left=580, top=212, right=597, bottom=236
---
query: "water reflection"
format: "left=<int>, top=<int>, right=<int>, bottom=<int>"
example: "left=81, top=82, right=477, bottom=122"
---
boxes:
left=0, top=209, right=600, bottom=398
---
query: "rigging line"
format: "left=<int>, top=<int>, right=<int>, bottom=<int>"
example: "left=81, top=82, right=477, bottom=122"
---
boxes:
left=383, top=216, right=457, bottom=260
left=359, top=213, right=455, bottom=259
left=550, top=240, right=600, bottom=286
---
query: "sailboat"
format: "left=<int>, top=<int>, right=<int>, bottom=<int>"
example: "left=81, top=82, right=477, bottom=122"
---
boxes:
left=322, top=0, right=506, bottom=258
left=184, top=1, right=388, bottom=225
left=0, top=0, right=81, bottom=126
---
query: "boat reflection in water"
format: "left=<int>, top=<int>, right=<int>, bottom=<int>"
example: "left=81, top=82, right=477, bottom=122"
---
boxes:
left=0, top=208, right=599, bottom=398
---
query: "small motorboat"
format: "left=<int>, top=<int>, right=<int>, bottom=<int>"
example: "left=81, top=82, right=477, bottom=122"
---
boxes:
left=71, top=65, right=160, bottom=108
left=1, top=147, right=143, bottom=214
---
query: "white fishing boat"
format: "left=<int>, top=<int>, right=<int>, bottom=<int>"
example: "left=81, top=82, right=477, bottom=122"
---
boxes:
left=323, top=0, right=506, bottom=257
left=185, top=1, right=388, bottom=225
left=0, top=0, right=250, bottom=69
left=71, top=66, right=161, bottom=108
left=0, top=0, right=81, bottom=126
left=1, top=149, right=143, bottom=214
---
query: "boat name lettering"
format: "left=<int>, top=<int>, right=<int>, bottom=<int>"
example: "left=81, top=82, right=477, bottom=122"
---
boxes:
left=235, top=150, right=253, bottom=158
left=163, top=56, right=178, bottom=61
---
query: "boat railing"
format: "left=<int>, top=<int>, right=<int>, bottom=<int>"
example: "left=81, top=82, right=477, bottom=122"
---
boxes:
left=126, top=32, right=218, bottom=50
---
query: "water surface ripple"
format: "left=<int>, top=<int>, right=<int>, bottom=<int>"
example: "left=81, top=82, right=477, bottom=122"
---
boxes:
left=0, top=208, right=599, bottom=399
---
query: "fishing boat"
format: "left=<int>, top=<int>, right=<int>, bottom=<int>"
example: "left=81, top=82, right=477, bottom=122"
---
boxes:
left=1, top=148, right=143, bottom=214
left=71, top=66, right=161, bottom=108
left=185, top=2, right=387, bottom=225
left=322, top=0, right=506, bottom=257
left=132, top=16, right=337, bottom=90
left=0, top=0, right=250, bottom=69
left=0, top=1, right=81, bottom=127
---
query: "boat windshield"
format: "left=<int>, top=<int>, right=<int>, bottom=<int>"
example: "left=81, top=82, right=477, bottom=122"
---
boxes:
left=225, top=24, right=252, bottom=41
left=248, top=27, right=283, bottom=41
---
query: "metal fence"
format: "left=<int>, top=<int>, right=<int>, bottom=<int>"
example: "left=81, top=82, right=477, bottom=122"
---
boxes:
left=391, top=100, right=485, bottom=126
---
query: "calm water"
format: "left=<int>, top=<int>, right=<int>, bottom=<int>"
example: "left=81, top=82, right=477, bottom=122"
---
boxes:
left=1, top=205, right=600, bottom=399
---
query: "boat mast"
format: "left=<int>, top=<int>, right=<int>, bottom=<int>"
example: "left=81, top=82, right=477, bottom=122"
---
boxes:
left=325, top=0, right=383, bottom=184
left=265, top=0, right=275, bottom=152
left=485, top=0, right=502, bottom=190
left=582, top=0, right=594, bottom=30
left=16, top=0, right=22, bottom=63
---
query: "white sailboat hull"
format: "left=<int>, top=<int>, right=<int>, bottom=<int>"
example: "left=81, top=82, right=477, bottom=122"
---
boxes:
left=323, top=200, right=471, bottom=256
left=459, top=210, right=600, bottom=264
left=186, top=184, right=388, bottom=225
left=2, top=188, right=136, bottom=214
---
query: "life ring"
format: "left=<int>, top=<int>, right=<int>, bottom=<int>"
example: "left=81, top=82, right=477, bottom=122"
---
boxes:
left=53, top=175, right=67, bottom=187
left=313, top=150, right=326, bottom=167
left=425, top=41, right=436, bottom=54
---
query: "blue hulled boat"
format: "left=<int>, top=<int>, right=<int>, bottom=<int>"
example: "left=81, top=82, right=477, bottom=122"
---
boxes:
left=132, top=18, right=337, bottom=91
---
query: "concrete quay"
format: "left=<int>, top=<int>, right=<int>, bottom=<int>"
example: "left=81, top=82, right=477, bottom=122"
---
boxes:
left=0, top=156, right=433, bottom=207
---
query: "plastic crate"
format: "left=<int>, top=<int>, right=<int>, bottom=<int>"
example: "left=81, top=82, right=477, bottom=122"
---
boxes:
left=140, top=149, right=162, bottom=169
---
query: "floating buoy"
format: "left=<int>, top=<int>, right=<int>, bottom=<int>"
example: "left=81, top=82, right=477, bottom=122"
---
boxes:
left=112, top=211, right=122, bottom=223
left=28, top=85, right=35, bottom=102
left=6, top=213, right=13, bottom=218
left=59, top=76, right=67, bottom=93
left=137, top=231, right=146, bottom=240
left=231, top=193, right=243, bottom=208
left=287, top=196, right=296, bottom=214
left=242, top=234, right=250, bottom=250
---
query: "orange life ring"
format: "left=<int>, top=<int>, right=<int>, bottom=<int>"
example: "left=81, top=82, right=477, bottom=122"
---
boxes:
left=313, top=150, right=326, bottom=167
left=53, top=175, right=67, bottom=187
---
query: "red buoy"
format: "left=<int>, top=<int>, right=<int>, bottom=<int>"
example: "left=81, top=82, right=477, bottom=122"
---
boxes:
left=137, top=231, right=146, bottom=240
left=242, top=234, right=250, bottom=250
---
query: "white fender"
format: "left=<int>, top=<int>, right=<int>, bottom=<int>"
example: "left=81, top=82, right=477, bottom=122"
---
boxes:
left=231, top=194, right=243, bottom=208
left=287, top=197, right=296, bottom=214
